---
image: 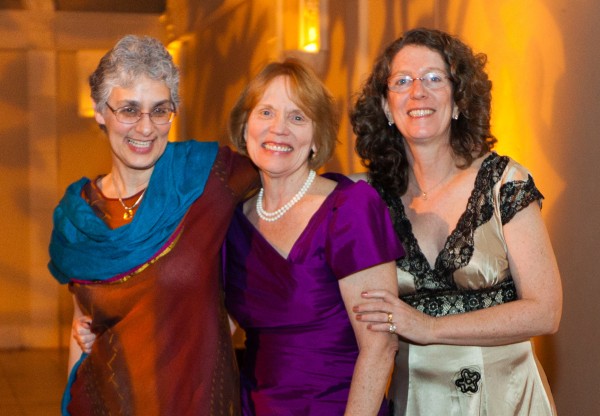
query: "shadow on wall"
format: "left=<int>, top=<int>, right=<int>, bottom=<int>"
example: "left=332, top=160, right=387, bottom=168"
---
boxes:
left=0, top=50, right=32, bottom=348
left=529, top=3, right=600, bottom=414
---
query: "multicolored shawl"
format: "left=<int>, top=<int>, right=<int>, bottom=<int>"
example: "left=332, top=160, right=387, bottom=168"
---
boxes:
left=48, top=140, right=218, bottom=283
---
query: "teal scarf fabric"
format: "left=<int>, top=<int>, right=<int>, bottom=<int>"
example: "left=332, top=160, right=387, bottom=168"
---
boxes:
left=48, top=140, right=218, bottom=283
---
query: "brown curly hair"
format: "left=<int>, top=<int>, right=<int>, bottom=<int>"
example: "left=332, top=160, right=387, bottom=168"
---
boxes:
left=351, top=27, right=496, bottom=198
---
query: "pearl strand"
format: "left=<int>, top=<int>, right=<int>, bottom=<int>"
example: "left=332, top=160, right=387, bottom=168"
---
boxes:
left=256, top=170, right=316, bottom=222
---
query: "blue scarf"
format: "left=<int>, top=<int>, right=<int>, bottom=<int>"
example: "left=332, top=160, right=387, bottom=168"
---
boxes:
left=48, top=140, right=218, bottom=283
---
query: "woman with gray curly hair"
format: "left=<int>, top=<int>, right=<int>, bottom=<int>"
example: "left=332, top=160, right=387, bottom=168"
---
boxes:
left=351, top=28, right=562, bottom=415
left=49, top=35, right=258, bottom=415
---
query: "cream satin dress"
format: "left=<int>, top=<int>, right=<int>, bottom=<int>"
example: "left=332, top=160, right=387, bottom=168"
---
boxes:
left=380, top=154, right=556, bottom=416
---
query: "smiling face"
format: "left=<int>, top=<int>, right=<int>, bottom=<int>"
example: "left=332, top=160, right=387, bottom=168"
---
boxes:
left=95, top=76, right=172, bottom=176
left=384, top=45, right=457, bottom=147
left=245, top=75, right=315, bottom=179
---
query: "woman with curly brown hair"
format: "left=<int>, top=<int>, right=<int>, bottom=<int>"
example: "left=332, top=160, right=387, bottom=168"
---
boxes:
left=351, top=28, right=562, bottom=415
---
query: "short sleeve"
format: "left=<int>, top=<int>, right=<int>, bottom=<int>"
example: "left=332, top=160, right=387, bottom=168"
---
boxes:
left=325, top=179, right=404, bottom=279
left=499, top=159, right=544, bottom=225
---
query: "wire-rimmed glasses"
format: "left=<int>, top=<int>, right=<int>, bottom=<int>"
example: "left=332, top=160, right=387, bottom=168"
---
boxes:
left=388, top=72, right=451, bottom=93
left=105, top=103, right=176, bottom=125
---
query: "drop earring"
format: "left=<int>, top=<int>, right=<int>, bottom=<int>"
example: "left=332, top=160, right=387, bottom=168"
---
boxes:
left=386, top=112, right=394, bottom=126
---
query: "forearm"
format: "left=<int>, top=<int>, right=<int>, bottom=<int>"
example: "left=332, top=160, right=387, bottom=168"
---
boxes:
left=429, top=297, right=561, bottom=346
left=340, top=261, right=399, bottom=414
left=345, top=340, right=396, bottom=415
left=357, top=282, right=561, bottom=348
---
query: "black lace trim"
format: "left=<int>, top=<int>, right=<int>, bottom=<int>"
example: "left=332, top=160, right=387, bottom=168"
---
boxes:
left=400, top=277, right=517, bottom=317
left=500, top=176, right=543, bottom=225
left=371, top=153, right=542, bottom=311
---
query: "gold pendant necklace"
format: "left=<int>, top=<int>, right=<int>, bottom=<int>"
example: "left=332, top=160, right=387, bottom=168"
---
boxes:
left=111, top=175, right=146, bottom=220
left=411, top=166, right=455, bottom=200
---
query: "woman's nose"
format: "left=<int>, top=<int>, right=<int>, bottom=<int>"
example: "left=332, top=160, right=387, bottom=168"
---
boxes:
left=135, top=113, right=154, bottom=135
left=409, top=78, right=427, bottom=98
left=270, top=114, right=289, bottom=134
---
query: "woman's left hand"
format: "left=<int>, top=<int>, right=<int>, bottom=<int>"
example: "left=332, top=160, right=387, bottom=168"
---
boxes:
left=353, top=289, right=434, bottom=344
left=73, top=315, right=95, bottom=354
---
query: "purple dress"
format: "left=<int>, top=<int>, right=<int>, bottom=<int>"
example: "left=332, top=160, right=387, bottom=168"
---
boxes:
left=224, top=174, right=404, bottom=416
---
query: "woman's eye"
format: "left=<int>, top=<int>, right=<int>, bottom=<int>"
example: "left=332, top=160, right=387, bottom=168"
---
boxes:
left=427, top=73, right=443, bottom=82
left=121, top=107, right=139, bottom=115
left=257, top=109, right=272, bottom=118
left=290, top=113, right=307, bottom=124
left=152, top=107, right=170, bottom=115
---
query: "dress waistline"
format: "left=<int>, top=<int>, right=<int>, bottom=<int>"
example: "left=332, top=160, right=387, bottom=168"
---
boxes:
left=401, top=277, right=517, bottom=317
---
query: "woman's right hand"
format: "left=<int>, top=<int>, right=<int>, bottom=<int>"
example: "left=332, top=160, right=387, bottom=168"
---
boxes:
left=72, top=315, right=95, bottom=354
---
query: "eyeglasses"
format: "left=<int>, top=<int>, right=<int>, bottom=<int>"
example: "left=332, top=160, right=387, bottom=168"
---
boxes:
left=105, top=103, right=176, bottom=125
left=388, top=72, right=451, bottom=93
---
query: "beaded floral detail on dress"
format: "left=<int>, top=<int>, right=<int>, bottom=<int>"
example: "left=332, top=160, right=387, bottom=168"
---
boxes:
left=372, top=153, right=543, bottom=317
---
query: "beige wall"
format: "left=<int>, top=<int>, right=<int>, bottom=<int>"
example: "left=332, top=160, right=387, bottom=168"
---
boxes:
left=0, top=0, right=598, bottom=413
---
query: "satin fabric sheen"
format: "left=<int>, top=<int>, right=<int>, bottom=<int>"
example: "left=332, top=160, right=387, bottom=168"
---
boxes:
left=392, top=341, right=555, bottom=416
left=224, top=174, right=404, bottom=416
left=390, top=155, right=556, bottom=415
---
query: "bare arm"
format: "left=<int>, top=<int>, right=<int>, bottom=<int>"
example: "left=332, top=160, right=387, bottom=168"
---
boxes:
left=356, top=203, right=562, bottom=346
left=340, top=261, right=398, bottom=416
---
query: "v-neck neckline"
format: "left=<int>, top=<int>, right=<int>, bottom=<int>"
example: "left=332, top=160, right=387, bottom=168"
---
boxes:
left=237, top=178, right=342, bottom=261
left=398, top=153, right=496, bottom=274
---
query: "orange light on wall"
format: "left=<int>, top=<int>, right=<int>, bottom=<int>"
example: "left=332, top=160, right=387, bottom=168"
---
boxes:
left=76, top=50, right=106, bottom=118
left=166, top=37, right=188, bottom=142
left=299, top=0, right=320, bottom=53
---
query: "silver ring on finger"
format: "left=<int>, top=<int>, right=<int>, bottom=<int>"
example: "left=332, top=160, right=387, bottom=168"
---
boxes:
left=388, top=324, right=397, bottom=334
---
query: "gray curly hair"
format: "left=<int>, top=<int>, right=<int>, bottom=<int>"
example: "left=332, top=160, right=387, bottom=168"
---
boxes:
left=89, top=35, right=180, bottom=112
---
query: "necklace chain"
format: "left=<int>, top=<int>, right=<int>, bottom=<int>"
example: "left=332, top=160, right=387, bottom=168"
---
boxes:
left=411, top=166, right=454, bottom=200
left=111, top=175, right=146, bottom=220
left=256, top=170, right=316, bottom=222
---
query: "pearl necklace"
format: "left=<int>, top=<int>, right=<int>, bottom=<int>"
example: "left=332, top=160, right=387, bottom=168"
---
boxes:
left=112, top=175, right=146, bottom=220
left=256, top=170, right=316, bottom=222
